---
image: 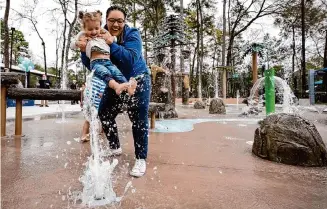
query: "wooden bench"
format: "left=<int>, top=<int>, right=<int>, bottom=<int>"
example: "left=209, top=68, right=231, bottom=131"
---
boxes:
left=1, top=72, right=166, bottom=136
left=1, top=72, right=81, bottom=136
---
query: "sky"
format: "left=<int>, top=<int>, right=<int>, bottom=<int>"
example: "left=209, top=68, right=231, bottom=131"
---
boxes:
left=0, top=0, right=280, bottom=68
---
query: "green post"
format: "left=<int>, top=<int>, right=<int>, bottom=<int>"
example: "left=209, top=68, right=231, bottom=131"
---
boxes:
left=264, top=68, right=275, bottom=115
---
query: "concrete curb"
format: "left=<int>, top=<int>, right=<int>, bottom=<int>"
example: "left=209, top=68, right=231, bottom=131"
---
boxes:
left=6, top=110, right=82, bottom=123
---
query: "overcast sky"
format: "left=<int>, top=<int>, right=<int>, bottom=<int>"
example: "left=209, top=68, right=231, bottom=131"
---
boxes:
left=1, top=0, right=280, bottom=67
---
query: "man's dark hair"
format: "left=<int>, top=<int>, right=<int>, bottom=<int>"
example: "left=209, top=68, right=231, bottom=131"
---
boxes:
left=105, top=5, right=127, bottom=19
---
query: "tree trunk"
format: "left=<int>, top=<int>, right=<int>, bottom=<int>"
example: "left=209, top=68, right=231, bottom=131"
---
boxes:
left=133, top=2, right=136, bottom=27
left=170, top=41, right=176, bottom=106
left=144, top=27, right=148, bottom=64
left=190, top=46, right=198, bottom=93
left=30, top=20, right=47, bottom=76
left=199, top=0, right=204, bottom=99
left=60, top=3, right=68, bottom=89
left=252, top=52, right=258, bottom=84
left=301, top=0, right=306, bottom=97
left=3, top=0, right=10, bottom=71
left=180, top=0, right=184, bottom=73
left=222, top=0, right=227, bottom=99
left=323, top=29, right=327, bottom=68
left=64, top=0, right=78, bottom=90
left=196, top=0, right=201, bottom=99
left=42, top=42, right=47, bottom=76
left=292, top=24, right=296, bottom=90
left=7, top=88, right=81, bottom=100
left=55, top=23, right=62, bottom=87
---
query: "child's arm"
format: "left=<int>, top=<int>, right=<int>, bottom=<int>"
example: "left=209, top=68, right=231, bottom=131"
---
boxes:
left=70, top=31, right=87, bottom=50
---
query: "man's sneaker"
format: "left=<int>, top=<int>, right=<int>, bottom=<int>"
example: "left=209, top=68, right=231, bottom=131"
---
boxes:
left=130, top=159, right=146, bottom=177
left=107, top=147, right=122, bottom=157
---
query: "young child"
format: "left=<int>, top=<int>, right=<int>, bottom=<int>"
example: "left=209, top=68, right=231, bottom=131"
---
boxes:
left=71, top=10, right=136, bottom=142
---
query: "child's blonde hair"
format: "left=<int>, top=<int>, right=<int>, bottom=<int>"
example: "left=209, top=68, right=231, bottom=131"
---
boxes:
left=78, top=10, right=102, bottom=28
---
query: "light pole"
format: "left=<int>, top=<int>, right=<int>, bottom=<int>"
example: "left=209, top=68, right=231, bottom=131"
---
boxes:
left=10, top=27, right=15, bottom=70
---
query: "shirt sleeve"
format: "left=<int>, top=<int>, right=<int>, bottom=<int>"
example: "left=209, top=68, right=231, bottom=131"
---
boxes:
left=70, top=31, right=85, bottom=50
left=81, top=52, right=90, bottom=70
left=109, top=28, right=142, bottom=71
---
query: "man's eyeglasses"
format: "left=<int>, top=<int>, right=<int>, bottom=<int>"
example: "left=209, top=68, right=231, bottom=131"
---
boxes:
left=107, top=18, right=125, bottom=24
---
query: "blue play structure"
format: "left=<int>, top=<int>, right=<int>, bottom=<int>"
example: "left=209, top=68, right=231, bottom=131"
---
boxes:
left=309, top=68, right=327, bottom=104
left=7, top=99, right=35, bottom=107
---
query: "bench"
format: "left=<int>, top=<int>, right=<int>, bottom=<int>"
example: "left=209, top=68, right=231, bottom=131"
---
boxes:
left=1, top=72, right=166, bottom=136
left=1, top=72, right=81, bottom=136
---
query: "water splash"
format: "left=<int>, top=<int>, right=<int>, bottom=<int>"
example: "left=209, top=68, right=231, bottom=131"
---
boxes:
left=77, top=72, right=122, bottom=207
left=245, top=76, right=297, bottom=115
left=236, top=90, right=240, bottom=110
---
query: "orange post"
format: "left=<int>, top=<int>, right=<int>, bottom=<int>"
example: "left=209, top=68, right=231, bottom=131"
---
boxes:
left=150, top=112, right=156, bottom=129
left=1, top=86, right=7, bottom=137
left=15, top=99, right=22, bottom=136
left=252, top=51, right=258, bottom=84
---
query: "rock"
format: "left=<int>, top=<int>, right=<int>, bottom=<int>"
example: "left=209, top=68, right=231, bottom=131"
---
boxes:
left=252, top=113, right=327, bottom=167
left=242, top=98, right=248, bottom=105
left=156, top=103, right=178, bottom=119
left=194, top=100, right=206, bottom=109
left=209, top=98, right=226, bottom=114
left=239, top=106, right=262, bottom=117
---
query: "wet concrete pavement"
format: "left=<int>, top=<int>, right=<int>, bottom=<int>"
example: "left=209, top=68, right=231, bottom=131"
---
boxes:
left=1, top=106, right=327, bottom=209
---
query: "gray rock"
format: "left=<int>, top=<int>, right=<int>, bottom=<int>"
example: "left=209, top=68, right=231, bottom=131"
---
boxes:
left=239, top=106, right=262, bottom=117
left=209, top=98, right=226, bottom=114
left=194, top=100, right=206, bottom=109
left=252, top=113, right=327, bottom=167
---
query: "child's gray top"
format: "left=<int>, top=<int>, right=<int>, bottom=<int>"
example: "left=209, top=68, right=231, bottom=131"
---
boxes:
left=70, top=30, right=116, bottom=60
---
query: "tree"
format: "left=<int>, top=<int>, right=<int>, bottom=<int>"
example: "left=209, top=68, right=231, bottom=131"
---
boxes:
left=3, top=0, right=10, bottom=71
left=1, top=20, right=29, bottom=64
left=13, top=0, right=48, bottom=76
left=49, top=10, right=64, bottom=84
left=243, top=43, right=264, bottom=84
left=184, top=0, right=217, bottom=97
left=226, top=0, right=282, bottom=67
left=222, top=0, right=227, bottom=99
left=275, top=0, right=326, bottom=91
left=321, top=0, right=327, bottom=68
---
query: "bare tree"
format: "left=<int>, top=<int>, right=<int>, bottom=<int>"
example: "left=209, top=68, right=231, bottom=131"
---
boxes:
left=64, top=0, right=78, bottom=89
left=49, top=11, right=64, bottom=85
left=226, top=0, right=282, bottom=66
left=222, top=0, right=227, bottom=99
left=54, top=0, right=100, bottom=88
left=13, top=0, right=48, bottom=75
left=3, top=0, right=10, bottom=71
left=321, top=0, right=327, bottom=68
left=198, top=0, right=204, bottom=99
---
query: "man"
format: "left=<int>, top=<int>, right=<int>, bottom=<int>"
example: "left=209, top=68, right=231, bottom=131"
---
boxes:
left=39, top=74, right=51, bottom=107
left=70, top=80, right=79, bottom=105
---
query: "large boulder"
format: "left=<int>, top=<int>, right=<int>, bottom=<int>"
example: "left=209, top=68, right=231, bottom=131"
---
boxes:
left=194, top=100, right=206, bottom=109
left=156, top=103, right=178, bottom=119
left=209, top=98, right=226, bottom=114
left=252, top=113, right=327, bottom=167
